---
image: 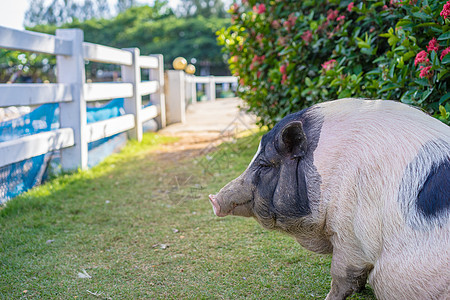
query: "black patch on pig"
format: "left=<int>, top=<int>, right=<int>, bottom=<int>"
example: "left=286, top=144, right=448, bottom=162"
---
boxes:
left=416, top=158, right=450, bottom=219
left=399, top=140, right=450, bottom=229
left=251, top=106, right=324, bottom=224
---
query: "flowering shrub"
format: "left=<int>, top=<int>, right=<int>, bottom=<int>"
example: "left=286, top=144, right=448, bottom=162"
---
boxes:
left=217, top=0, right=450, bottom=127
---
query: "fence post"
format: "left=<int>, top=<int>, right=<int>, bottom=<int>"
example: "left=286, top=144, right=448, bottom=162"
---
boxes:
left=191, top=77, right=197, bottom=104
left=121, top=48, right=142, bottom=141
left=206, top=75, right=216, bottom=101
left=165, top=70, right=186, bottom=125
left=184, top=75, right=197, bottom=105
left=56, top=29, right=88, bottom=171
left=185, top=75, right=192, bottom=105
left=150, top=54, right=166, bottom=128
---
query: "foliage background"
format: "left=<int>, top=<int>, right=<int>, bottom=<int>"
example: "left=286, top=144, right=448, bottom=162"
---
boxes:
left=218, top=0, right=450, bottom=126
left=0, top=0, right=231, bottom=83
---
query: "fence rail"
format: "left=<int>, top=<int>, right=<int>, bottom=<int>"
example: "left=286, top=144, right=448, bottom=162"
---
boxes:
left=185, top=75, right=238, bottom=102
left=0, top=26, right=166, bottom=171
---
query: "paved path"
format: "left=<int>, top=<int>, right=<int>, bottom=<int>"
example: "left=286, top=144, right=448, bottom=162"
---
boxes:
left=159, top=97, right=257, bottom=139
left=156, top=98, right=258, bottom=160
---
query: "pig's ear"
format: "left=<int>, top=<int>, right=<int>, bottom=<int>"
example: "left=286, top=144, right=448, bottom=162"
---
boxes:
left=278, top=121, right=307, bottom=159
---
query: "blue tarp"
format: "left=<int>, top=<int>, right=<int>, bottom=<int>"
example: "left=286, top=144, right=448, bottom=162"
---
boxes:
left=0, top=98, right=130, bottom=204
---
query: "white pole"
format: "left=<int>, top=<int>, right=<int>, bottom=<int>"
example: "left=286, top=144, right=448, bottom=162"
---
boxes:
left=56, top=29, right=88, bottom=171
left=191, top=79, right=197, bottom=104
left=121, top=48, right=142, bottom=141
left=150, top=54, right=166, bottom=128
left=185, top=75, right=192, bottom=105
left=166, top=70, right=185, bottom=125
left=207, top=75, right=216, bottom=101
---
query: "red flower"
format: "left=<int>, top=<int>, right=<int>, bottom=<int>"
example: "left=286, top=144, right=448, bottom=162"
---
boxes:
left=280, top=64, right=287, bottom=74
left=253, top=3, right=266, bottom=14
left=327, top=9, right=339, bottom=21
left=271, top=20, right=281, bottom=29
left=321, top=59, right=337, bottom=71
left=288, top=13, right=297, bottom=26
left=256, top=33, right=264, bottom=42
left=257, top=71, right=262, bottom=78
left=281, top=74, right=288, bottom=84
left=426, top=38, right=439, bottom=53
left=414, top=50, right=429, bottom=66
left=302, top=30, right=313, bottom=44
left=440, top=1, right=450, bottom=19
left=337, top=15, right=345, bottom=22
left=441, top=47, right=450, bottom=60
left=419, top=66, right=432, bottom=79
left=239, top=78, right=245, bottom=85
left=390, top=0, right=403, bottom=6
left=347, top=2, right=355, bottom=12
left=230, top=3, right=239, bottom=13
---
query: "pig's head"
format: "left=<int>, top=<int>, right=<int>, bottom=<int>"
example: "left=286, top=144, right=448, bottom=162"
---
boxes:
left=209, top=108, right=323, bottom=230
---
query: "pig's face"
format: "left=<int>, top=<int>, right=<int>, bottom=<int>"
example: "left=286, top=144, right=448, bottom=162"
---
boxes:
left=210, top=109, right=323, bottom=230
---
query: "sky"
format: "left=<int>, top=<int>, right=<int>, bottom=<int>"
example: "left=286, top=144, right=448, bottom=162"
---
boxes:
left=0, top=0, right=181, bottom=30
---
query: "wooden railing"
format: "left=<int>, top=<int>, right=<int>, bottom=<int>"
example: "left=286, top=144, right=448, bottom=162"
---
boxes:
left=0, top=26, right=165, bottom=171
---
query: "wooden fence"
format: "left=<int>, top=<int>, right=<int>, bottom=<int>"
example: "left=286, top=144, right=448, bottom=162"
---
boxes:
left=0, top=26, right=165, bottom=171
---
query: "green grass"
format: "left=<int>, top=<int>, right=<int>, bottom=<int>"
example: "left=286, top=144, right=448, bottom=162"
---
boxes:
left=0, top=132, right=376, bottom=299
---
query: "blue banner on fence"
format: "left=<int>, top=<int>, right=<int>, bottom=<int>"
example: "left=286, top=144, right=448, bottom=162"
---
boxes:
left=0, top=99, right=131, bottom=204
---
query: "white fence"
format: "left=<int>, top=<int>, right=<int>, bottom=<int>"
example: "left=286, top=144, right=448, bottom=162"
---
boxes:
left=165, top=70, right=237, bottom=124
left=0, top=26, right=165, bottom=171
left=186, top=75, right=237, bottom=102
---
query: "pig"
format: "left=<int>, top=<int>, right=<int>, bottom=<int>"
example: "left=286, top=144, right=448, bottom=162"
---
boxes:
left=209, top=98, right=449, bottom=300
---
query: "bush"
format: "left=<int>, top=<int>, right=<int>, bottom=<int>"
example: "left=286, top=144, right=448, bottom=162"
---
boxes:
left=217, top=0, right=450, bottom=127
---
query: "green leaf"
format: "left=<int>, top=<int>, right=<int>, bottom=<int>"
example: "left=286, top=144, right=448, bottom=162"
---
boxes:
left=414, top=78, right=430, bottom=86
left=379, top=33, right=391, bottom=38
left=439, top=92, right=450, bottom=104
left=396, top=56, right=404, bottom=68
left=378, top=83, right=400, bottom=93
left=388, top=35, right=400, bottom=47
left=419, top=88, right=434, bottom=103
left=438, top=32, right=450, bottom=41
left=412, top=12, right=432, bottom=21
left=439, top=105, right=447, bottom=118
left=414, top=22, right=440, bottom=28
left=338, top=89, right=352, bottom=98
left=442, top=54, right=450, bottom=64
left=305, top=77, right=313, bottom=86
left=396, top=19, right=413, bottom=27
left=438, top=69, right=450, bottom=80
left=403, top=51, right=416, bottom=62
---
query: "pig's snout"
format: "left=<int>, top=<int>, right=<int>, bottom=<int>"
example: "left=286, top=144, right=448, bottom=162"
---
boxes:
left=209, top=194, right=228, bottom=217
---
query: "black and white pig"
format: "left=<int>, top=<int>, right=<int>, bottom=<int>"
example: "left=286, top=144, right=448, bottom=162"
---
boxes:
left=209, top=98, right=449, bottom=300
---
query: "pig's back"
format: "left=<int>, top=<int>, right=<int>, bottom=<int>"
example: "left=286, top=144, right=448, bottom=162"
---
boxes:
left=311, top=98, right=449, bottom=264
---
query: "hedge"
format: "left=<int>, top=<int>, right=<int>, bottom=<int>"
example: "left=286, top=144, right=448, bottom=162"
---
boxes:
left=217, top=0, right=450, bottom=127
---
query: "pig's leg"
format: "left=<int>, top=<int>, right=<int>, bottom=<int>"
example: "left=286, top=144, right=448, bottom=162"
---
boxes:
left=325, top=251, right=370, bottom=300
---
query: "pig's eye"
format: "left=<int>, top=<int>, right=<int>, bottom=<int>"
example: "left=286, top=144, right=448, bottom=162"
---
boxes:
left=259, top=159, right=273, bottom=168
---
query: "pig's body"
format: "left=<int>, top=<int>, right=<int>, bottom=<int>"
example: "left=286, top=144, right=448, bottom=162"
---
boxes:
left=210, top=99, right=449, bottom=300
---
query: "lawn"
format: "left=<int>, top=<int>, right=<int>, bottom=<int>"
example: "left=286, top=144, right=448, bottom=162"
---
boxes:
left=0, top=132, right=376, bottom=299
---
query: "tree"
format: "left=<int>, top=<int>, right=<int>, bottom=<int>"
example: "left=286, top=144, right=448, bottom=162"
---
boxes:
left=24, top=4, right=230, bottom=77
left=177, top=0, right=227, bottom=18
left=116, top=0, right=136, bottom=13
left=24, top=0, right=112, bottom=27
